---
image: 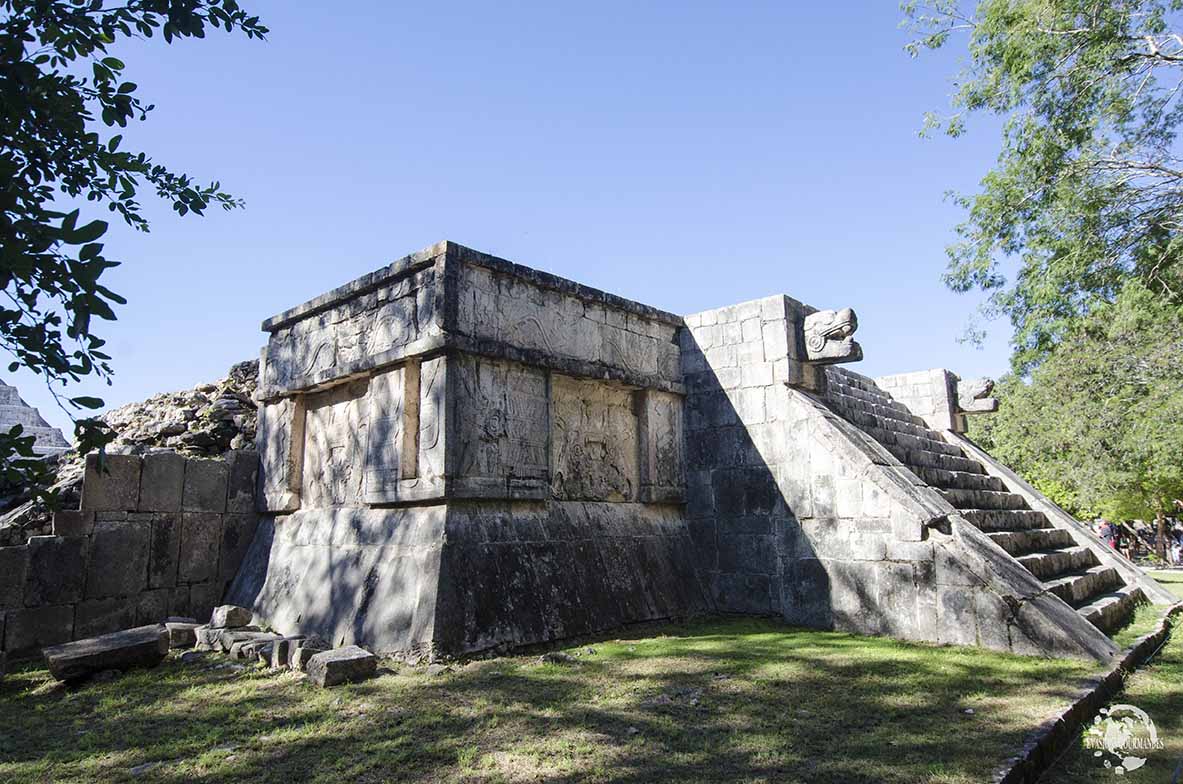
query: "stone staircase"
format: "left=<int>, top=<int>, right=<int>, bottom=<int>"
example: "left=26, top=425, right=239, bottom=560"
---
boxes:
left=823, top=369, right=1144, bottom=637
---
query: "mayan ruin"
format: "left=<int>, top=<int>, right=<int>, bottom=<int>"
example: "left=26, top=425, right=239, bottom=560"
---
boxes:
left=6, top=2, right=1183, bottom=782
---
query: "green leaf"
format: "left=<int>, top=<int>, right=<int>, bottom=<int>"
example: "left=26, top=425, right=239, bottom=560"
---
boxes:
left=63, top=220, right=109, bottom=245
left=70, top=396, right=105, bottom=410
left=101, top=57, right=125, bottom=71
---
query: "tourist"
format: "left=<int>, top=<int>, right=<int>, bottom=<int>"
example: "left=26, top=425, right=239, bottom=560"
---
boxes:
left=1098, top=519, right=1117, bottom=549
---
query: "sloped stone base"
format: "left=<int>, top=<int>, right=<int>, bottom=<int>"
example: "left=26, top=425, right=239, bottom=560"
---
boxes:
left=227, top=501, right=708, bottom=659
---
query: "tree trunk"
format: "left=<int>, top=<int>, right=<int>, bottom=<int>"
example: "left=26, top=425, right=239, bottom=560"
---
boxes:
left=1156, top=510, right=1167, bottom=563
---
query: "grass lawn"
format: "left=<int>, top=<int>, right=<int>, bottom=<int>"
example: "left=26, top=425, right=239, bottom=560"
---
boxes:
left=0, top=617, right=1101, bottom=784
left=1043, top=570, right=1183, bottom=782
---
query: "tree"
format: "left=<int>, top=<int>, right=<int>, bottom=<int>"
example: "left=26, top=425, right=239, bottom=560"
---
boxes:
left=0, top=0, right=266, bottom=498
left=968, top=281, right=1183, bottom=554
left=904, top=0, right=1183, bottom=373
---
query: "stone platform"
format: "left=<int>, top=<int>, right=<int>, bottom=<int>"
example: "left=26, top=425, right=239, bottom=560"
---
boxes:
left=228, top=241, right=1172, bottom=662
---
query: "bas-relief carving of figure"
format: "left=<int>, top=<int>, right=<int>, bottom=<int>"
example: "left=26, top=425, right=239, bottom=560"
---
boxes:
left=550, top=375, right=637, bottom=502
left=956, top=377, right=999, bottom=414
left=453, top=356, right=548, bottom=482
left=302, top=379, right=369, bottom=508
left=803, top=308, right=863, bottom=364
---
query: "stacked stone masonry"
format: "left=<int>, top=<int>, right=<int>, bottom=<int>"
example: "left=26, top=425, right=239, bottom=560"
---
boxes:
left=228, top=241, right=1172, bottom=663
left=0, top=450, right=258, bottom=658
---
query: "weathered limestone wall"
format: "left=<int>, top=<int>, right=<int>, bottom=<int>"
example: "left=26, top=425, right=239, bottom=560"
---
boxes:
left=874, top=369, right=961, bottom=432
left=682, top=300, right=1119, bottom=659
left=234, top=242, right=706, bottom=659
left=0, top=451, right=258, bottom=657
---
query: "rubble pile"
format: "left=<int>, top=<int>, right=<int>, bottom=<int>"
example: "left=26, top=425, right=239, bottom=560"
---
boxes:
left=0, top=360, right=259, bottom=545
left=100, top=359, right=259, bottom=455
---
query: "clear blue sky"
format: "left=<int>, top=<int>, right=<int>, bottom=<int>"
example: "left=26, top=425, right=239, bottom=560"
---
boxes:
left=14, top=1, right=1016, bottom=435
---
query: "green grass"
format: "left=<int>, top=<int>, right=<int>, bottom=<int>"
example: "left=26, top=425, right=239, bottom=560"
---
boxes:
left=1044, top=571, right=1183, bottom=782
left=0, top=617, right=1101, bottom=784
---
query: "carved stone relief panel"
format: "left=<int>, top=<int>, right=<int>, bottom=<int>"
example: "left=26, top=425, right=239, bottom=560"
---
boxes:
left=454, top=262, right=679, bottom=384
left=363, top=364, right=409, bottom=499
left=302, top=378, right=370, bottom=508
left=550, top=374, right=638, bottom=502
left=257, top=396, right=305, bottom=513
left=263, top=267, right=438, bottom=391
left=637, top=390, right=685, bottom=502
left=451, top=355, right=549, bottom=489
left=417, top=356, right=447, bottom=483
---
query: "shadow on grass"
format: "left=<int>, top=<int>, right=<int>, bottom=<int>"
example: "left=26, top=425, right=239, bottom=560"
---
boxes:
left=0, top=617, right=1099, bottom=784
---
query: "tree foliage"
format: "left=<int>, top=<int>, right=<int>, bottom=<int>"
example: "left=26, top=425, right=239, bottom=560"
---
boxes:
left=968, top=282, right=1183, bottom=521
left=904, top=0, right=1183, bottom=373
left=0, top=0, right=265, bottom=493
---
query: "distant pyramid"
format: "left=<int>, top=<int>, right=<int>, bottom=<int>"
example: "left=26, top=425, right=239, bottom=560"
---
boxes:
left=0, top=381, right=70, bottom=456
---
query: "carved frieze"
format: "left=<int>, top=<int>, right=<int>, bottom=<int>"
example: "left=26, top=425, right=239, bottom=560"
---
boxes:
left=263, top=267, right=439, bottom=392
left=454, top=262, right=679, bottom=385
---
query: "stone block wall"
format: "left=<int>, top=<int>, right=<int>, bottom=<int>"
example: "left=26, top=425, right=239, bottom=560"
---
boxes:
left=681, top=299, right=1119, bottom=659
left=874, top=369, right=960, bottom=432
left=681, top=296, right=931, bottom=628
left=0, top=450, right=258, bottom=658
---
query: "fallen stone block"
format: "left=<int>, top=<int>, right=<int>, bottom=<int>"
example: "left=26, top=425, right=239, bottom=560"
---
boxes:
left=229, top=634, right=280, bottom=660
left=306, top=645, right=377, bottom=687
left=165, top=622, right=201, bottom=649
left=269, top=636, right=305, bottom=669
left=42, top=624, right=169, bottom=682
left=209, top=605, right=253, bottom=629
left=193, top=624, right=218, bottom=650
left=288, top=635, right=330, bottom=672
left=222, top=630, right=274, bottom=656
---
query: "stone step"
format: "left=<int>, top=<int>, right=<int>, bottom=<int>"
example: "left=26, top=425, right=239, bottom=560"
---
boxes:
left=1015, top=546, right=1097, bottom=581
left=859, top=426, right=964, bottom=458
left=1045, top=565, right=1124, bottom=607
left=987, top=527, right=1078, bottom=557
left=887, top=445, right=986, bottom=474
left=1079, top=585, right=1146, bottom=635
left=834, top=399, right=932, bottom=434
left=912, top=467, right=1003, bottom=492
left=824, top=384, right=931, bottom=429
left=836, top=407, right=935, bottom=442
left=960, top=509, right=1052, bottom=532
left=938, top=488, right=1029, bottom=511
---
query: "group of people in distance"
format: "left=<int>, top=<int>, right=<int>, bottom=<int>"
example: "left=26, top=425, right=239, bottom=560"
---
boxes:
left=1095, top=503, right=1183, bottom=566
